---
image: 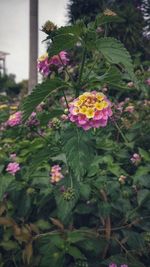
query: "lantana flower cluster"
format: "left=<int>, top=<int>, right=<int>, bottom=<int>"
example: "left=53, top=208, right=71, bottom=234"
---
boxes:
left=37, top=51, right=69, bottom=77
left=7, top=111, right=22, bottom=127
left=68, top=91, right=112, bottom=130
left=50, top=165, right=64, bottom=184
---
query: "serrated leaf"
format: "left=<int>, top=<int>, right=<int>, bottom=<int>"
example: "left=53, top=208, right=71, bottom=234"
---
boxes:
left=21, top=79, right=65, bottom=121
left=62, top=127, right=94, bottom=179
left=48, top=34, right=80, bottom=57
left=96, top=37, right=135, bottom=79
left=137, top=189, right=150, bottom=206
left=138, top=148, right=150, bottom=162
left=55, top=23, right=84, bottom=37
left=67, top=245, right=86, bottom=260
left=79, top=183, right=91, bottom=200
left=96, top=13, right=124, bottom=26
left=0, top=175, right=15, bottom=201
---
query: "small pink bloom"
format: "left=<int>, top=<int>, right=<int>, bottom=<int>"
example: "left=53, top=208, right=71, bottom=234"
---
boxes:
left=124, top=105, right=134, bottom=113
left=146, top=78, right=150, bottom=86
left=61, top=114, right=68, bottom=121
left=10, top=153, right=17, bottom=160
left=50, top=165, right=64, bottom=184
left=127, top=81, right=134, bottom=88
left=109, top=264, right=117, bottom=267
left=6, top=162, right=20, bottom=176
left=7, top=112, right=22, bottom=127
left=131, top=153, right=141, bottom=165
left=26, top=112, right=39, bottom=126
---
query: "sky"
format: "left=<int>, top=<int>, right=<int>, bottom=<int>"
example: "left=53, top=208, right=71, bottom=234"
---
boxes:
left=0, top=0, right=69, bottom=82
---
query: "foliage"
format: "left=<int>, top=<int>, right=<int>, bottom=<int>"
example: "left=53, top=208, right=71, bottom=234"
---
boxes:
left=0, top=12, right=150, bottom=267
left=67, top=0, right=150, bottom=60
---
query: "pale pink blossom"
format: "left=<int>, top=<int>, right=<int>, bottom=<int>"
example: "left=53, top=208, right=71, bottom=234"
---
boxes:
left=7, top=111, right=22, bottom=127
left=131, top=153, right=141, bottom=165
left=50, top=165, right=64, bottom=184
left=124, top=105, right=134, bottom=113
left=10, top=153, right=17, bottom=160
left=146, top=78, right=150, bottom=86
left=6, top=162, right=20, bottom=176
left=119, top=175, right=127, bottom=184
left=109, top=264, right=117, bottom=267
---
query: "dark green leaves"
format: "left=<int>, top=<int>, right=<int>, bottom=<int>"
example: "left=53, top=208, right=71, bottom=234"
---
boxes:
left=62, top=127, right=94, bottom=179
left=96, top=37, right=134, bottom=78
left=21, top=79, right=65, bottom=121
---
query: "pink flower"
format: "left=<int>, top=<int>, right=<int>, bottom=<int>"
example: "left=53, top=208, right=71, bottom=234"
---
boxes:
left=127, top=81, right=134, bottom=88
left=109, top=264, right=117, bottom=267
left=26, top=112, right=39, bottom=126
left=131, top=153, right=141, bottom=165
left=146, top=78, right=150, bottom=86
left=119, top=175, right=127, bottom=184
left=61, top=114, right=68, bottom=121
left=50, top=165, right=64, bottom=184
left=68, top=91, right=112, bottom=131
left=10, top=153, right=17, bottom=160
left=37, top=51, right=69, bottom=77
left=7, top=111, right=22, bottom=127
left=6, top=162, right=20, bottom=176
left=124, top=105, right=134, bottom=113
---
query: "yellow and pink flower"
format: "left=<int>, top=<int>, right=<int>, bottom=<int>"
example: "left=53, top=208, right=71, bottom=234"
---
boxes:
left=7, top=111, right=22, bottom=127
left=37, top=51, right=69, bottom=77
left=68, top=91, right=112, bottom=130
left=50, top=165, right=64, bottom=184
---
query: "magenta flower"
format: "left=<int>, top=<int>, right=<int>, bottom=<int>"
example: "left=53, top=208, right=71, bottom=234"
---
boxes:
left=7, top=111, right=22, bottom=127
left=131, top=153, right=141, bottom=165
left=26, top=112, right=39, bottom=126
left=109, top=264, right=117, bottom=267
left=6, top=162, right=20, bottom=176
left=68, top=91, right=112, bottom=131
left=37, top=51, right=69, bottom=77
left=146, top=78, right=150, bottom=86
left=50, top=165, right=64, bottom=184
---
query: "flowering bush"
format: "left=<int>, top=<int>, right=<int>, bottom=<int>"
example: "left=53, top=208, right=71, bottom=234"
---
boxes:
left=0, top=12, right=150, bottom=267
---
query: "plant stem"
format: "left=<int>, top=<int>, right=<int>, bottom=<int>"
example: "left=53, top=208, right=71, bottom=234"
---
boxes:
left=58, top=54, right=75, bottom=86
left=112, top=118, right=129, bottom=145
left=62, top=88, right=69, bottom=110
left=76, top=47, right=87, bottom=97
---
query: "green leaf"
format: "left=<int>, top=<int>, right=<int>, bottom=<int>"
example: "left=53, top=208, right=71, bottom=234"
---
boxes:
left=62, top=127, right=94, bottom=178
left=48, top=34, right=80, bottom=57
left=21, top=79, right=65, bottom=121
left=55, top=23, right=84, bottom=37
left=96, top=37, right=134, bottom=79
left=67, top=231, right=86, bottom=243
left=67, top=245, right=86, bottom=260
left=138, top=148, right=150, bottom=162
left=96, top=13, right=124, bottom=26
left=79, top=183, right=91, bottom=200
left=0, top=175, right=15, bottom=201
left=55, top=189, right=79, bottom=223
left=137, top=189, right=150, bottom=206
